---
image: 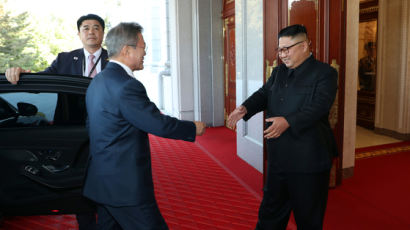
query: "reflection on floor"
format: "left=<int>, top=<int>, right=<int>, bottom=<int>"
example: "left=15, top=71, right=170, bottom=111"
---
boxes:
left=355, top=125, right=401, bottom=148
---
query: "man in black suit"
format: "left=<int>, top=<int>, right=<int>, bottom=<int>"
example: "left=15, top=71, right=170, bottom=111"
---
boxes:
left=227, top=24, right=338, bottom=230
left=5, top=13, right=108, bottom=230
left=84, top=22, right=206, bottom=229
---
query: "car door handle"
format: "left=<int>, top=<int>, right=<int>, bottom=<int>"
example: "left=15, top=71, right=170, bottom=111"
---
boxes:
left=24, top=165, right=39, bottom=175
left=42, top=164, right=70, bottom=173
left=37, top=150, right=62, bottom=161
left=21, top=164, right=83, bottom=189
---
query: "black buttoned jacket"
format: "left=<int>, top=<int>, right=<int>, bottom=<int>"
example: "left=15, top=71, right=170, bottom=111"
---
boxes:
left=242, top=56, right=338, bottom=173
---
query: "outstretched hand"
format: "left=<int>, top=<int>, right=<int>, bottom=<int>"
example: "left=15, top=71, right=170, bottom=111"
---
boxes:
left=194, top=121, right=206, bottom=136
left=263, top=117, right=289, bottom=139
left=227, top=105, right=247, bottom=129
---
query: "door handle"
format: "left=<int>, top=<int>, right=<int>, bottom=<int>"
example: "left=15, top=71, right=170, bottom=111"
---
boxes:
left=42, top=164, right=70, bottom=173
left=36, top=149, right=62, bottom=161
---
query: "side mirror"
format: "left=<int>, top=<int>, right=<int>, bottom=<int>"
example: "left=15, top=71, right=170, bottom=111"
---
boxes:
left=17, top=102, right=38, bottom=116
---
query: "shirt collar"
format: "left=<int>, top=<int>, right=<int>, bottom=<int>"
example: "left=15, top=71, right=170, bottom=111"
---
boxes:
left=290, top=54, right=314, bottom=77
left=83, top=48, right=102, bottom=60
left=109, top=60, right=135, bottom=78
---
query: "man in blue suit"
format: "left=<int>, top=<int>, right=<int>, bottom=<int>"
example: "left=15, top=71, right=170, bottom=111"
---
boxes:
left=84, top=22, right=206, bottom=230
left=5, top=14, right=108, bottom=83
left=228, top=24, right=338, bottom=230
left=5, top=13, right=108, bottom=230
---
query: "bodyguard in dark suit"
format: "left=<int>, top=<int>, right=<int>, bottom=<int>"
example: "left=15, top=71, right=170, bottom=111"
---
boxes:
left=42, top=47, right=108, bottom=76
left=84, top=22, right=206, bottom=230
left=5, top=14, right=108, bottom=82
left=5, top=13, right=108, bottom=230
left=227, top=24, right=338, bottom=230
left=42, top=14, right=108, bottom=77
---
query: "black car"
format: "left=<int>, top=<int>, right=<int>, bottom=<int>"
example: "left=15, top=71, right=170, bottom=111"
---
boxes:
left=0, top=73, right=95, bottom=219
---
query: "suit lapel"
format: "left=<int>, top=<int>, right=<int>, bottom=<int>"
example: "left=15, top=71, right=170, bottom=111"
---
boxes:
left=75, top=48, right=108, bottom=76
left=73, top=49, right=84, bottom=76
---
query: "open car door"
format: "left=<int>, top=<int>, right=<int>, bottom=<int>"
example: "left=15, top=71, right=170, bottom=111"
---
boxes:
left=0, top=73, right=94, bottom=215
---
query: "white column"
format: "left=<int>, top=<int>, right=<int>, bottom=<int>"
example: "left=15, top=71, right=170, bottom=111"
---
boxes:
left=343, top=0, right=359, bottom=173
left=169, top=0, right=195, bottom=120
left=168, top=0, right=224, bottom=125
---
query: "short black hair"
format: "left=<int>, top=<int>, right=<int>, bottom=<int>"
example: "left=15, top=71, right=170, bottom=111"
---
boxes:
left=77, top=14, right=105, bottom=31
left=278, top=24, right=308, bottom=39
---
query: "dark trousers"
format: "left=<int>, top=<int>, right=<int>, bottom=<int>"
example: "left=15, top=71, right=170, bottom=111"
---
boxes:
left=76, top=213, right=97, bottom=230
left=96, top=202, right=168, bottom=230
left=255, top=171, right=330, bottom=230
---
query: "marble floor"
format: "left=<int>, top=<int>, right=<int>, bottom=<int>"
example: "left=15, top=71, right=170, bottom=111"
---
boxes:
left=355, top=125, right=402, bottom=148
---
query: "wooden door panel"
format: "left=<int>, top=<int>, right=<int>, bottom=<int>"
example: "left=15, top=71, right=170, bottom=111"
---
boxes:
left=228, top=22, right=236, bottom=113
left=288, top=0, right=320, bottom=59
left=223, top=10, right=236, bottom=128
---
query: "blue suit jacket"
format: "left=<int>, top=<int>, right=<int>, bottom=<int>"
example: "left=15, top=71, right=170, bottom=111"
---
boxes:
left=83, top=62, right=196, bottom=207
left=41, top=48, right=108, bottom=76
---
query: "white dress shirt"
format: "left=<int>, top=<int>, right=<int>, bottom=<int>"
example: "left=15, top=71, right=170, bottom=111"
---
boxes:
left=110, top=60, right=136, bottom=79
left=83, top=48, right=103, bottom=77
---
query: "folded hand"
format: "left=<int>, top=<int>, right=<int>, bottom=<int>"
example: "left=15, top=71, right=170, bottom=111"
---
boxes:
left=263, top=117, right=289, bottom=139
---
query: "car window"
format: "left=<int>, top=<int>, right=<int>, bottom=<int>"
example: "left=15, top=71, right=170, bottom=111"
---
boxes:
left=0, top=97, right=17, bottom=121
left=0, top=92, right=86, bottom=127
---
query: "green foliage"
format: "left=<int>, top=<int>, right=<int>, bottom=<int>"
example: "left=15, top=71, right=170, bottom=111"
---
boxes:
left=0, top=0, right=114, bottom=74
left=0, top=6, right=49, bottom=72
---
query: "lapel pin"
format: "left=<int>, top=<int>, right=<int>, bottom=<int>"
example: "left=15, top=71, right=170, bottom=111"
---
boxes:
left=74, top=57, right=78, bottom=60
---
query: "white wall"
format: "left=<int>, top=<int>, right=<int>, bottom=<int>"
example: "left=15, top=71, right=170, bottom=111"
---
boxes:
left=376, top=0, right=410, bottom=136
left=168, top=0, right=224, bottom=126
left=169, top=0, right=195, bottom=120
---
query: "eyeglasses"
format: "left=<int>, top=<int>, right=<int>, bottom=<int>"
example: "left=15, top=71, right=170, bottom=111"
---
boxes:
left=276, top=40, right=306, bottom=56
left=127, top=44, right=148, bottom=53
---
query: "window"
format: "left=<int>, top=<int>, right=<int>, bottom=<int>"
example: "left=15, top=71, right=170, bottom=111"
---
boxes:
left=0, top=97, right=18, bottom=122
left=0, top=92, right=86, bottom=128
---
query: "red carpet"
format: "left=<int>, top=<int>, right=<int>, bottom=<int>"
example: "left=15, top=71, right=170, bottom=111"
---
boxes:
left=195, top=127, right=263, bottom=199
left=356, top=140, right=410, bottom=153
left=0, top=215, right=78, bottom=230
left=1, top=127, right=409, bottom=229
left=355, top=140, right=410, bottom=159
left=150, top=134, right=260, bottom=229
left=1, top=127, right=262, bottom=230
left=326, top=151, right=410, bottom=229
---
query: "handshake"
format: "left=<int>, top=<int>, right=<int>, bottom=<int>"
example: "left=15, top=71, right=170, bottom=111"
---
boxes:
left=192, top=105, right=247, bottom=137
left=192, top=104, right=250, bottom=136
